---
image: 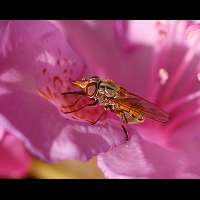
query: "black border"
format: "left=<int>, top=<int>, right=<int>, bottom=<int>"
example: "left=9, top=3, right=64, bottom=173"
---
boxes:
left=2, top=0, right=200, bottom=19
left=0, top=179, right=200, bottom=197
left=1, top=4, right=200, bottom=199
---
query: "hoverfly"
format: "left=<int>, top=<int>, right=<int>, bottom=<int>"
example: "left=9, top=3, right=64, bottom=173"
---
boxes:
left=62, top=76, right=169, bottom=141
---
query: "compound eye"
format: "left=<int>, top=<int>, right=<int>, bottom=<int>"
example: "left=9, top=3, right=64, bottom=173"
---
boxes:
left=86, top=83, right=97, bottom=97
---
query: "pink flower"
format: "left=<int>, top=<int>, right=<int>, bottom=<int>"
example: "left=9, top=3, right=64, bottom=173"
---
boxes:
left=0, top=20, right=125, bottom=162
left=46, top=20, right=200, bottom=178
left=0, top=126, right=31, bottom=178
left=1, top=20, right=200, bottom=178
left=96, top=20, right=200, bottom=178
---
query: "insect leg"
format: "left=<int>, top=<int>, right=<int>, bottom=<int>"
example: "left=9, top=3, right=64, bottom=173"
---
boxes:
left=62, top=96, right=82, bottom=109
left=63, top=100, right=98, bottom=114
left=120, top=112, right=129, bottom=141
left=61, top=91, right=86, bottom=112
left=122, top=125, right=128, bottom=141
left=87, top=111, right=107, bottom=125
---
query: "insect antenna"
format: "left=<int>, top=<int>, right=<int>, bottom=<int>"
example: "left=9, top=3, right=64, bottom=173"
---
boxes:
left=62, top=91, right=85, bottom=96
left=120, top=112, right=129, bottom=141
left=122, top=124, right=129, bottom=141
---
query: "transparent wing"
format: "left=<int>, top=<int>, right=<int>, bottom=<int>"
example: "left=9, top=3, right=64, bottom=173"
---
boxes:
left=113, top=92, right=169, bottom=124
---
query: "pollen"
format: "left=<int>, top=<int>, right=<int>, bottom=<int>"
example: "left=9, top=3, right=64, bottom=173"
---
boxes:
left=197, top=72, right=200, bottom=81
left=159, top=68, right=169, bottom=85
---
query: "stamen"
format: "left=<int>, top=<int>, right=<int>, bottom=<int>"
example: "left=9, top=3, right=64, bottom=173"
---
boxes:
left=197, top=72, right=200, bottom=81
left=149, top=67, right=168, bottom=101
left=159, top=68, right=169, bottom=85
left=161, top=35, right=200, bottom=105
left=165, top=90, right=200, bottom=112
left=165, top=107, right=200, bottom=132
left=147, top=45, right=163, bottom=100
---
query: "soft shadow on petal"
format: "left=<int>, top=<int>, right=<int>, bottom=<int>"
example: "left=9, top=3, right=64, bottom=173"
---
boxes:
left=168, top=116, right=200, bottom=177
left=0, top=131, right=31, bottom=178
left=50, top=120, right=126, bottom=161
left=0, top=90, right=126, bottom=162
left=0, top=20, right=85, bottom=89
left=97, top=132, right=187, bottom=179
left=0, top=20, right=127, bottom=162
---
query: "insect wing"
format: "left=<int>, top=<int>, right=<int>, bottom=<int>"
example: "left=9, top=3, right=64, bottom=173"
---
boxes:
left=113, top=93, right=169, bottom=123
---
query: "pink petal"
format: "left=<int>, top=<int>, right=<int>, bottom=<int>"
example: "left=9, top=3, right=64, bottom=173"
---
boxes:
left=150, top=20, right=197, bottom=106
left=115, top=20, right=163, bottom=50
left=98, top=108, right=200, bottom=179
left=0, top=130, right=31, bottom=178
left=119, top=21, right=200, bottom=147
left=0, top=90, right=126, bottom=161
left=0, top=20, right=110, bottom=123
left=97, top=20, right=200, bottom=179
left=0, top=20, right=127, bottom=161
left=97, top=132, right=189, bottom=179
left=53, top=20, right=158, bottom=97
left=49, top=120, right=126, bottom=161
left=0, top=20, right=84, bottom=88
left=168, top=115, right=200, bottom=176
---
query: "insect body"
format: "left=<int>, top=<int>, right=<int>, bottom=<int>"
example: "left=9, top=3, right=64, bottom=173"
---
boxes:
left=62, top=76, right=169, bottom=141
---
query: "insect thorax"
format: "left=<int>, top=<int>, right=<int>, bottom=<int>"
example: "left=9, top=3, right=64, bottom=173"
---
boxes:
left=98, top=81, right=119, bottom=97
left=92, top=81, right=117, bottom=105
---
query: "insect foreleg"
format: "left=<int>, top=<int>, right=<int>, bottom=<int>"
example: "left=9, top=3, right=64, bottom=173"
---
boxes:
left=122, top=124, right=128, bottom=141
left=120, top=112, right=129, bottom=141
left=87, top=111, right=107, bottom=125
left=63, top=100, right=98, bottom=114
left=62, top=96, right=82, bottom=110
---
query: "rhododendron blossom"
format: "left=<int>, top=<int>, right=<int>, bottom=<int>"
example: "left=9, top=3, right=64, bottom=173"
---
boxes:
left=0, top=124, right=31, bottom=178
left=1, top=20, right=200, bottom=178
